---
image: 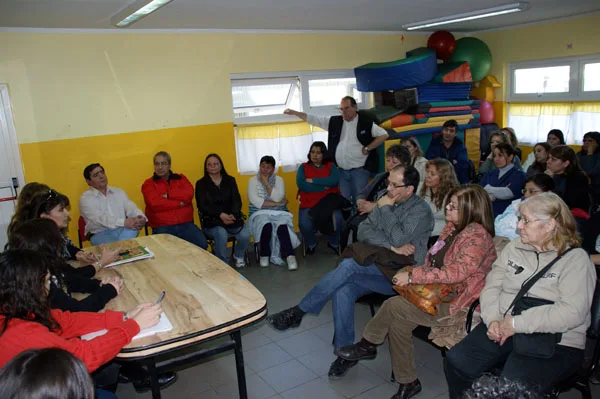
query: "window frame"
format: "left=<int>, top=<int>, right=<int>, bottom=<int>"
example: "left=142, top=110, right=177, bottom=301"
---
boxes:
left=507, top=54, right=600, bottom=102
left=230, top=69, right=367, bottom=124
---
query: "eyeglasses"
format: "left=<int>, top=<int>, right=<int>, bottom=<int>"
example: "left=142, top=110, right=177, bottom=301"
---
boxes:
left=154, top=161, right=169, bottom=167
left=517, top=216, right=548, bottom=225
left=446, top=202, right=459, bottom=211
left=385, top=179, right=407, bottom=189
left=522, top=189, right=542, bottom=195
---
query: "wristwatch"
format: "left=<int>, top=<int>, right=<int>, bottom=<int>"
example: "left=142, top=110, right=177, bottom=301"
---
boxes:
left=363, top=146, right=370, bottom=152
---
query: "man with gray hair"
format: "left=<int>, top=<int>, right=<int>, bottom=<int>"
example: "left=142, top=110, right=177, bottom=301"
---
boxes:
left=141, top=151, right=207, bottom=249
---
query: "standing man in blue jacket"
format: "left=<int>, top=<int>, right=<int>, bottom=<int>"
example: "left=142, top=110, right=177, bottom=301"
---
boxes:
left=425, top=119, right=470, bottom=184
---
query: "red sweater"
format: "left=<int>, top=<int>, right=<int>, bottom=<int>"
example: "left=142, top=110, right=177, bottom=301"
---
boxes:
left=0, top=309, right=140, bottom=373
left=142, top=172, right=195, bottom=228
left=298, top=162, right=340, bottom=209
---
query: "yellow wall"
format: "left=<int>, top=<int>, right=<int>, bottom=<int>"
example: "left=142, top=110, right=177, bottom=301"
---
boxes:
left=474, top=14, right=600, bottom=125
left=1, top=31, right=428, bottom=240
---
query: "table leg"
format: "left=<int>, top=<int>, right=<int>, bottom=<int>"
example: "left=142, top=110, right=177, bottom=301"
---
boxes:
left=145, top=360, right=161, bottom=399
left=231, top=330, right=248, bottom=399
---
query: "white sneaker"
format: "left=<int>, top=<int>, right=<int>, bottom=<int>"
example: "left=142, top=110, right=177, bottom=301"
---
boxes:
left=234, top=256, right=246, bottom=268
left=260, top=256, right=269, bottom=267
left=286, top=255, right=298, bottom=271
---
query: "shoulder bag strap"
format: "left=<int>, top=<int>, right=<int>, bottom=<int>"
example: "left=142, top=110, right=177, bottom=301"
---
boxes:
left=504, top=247, right=574, bottom=317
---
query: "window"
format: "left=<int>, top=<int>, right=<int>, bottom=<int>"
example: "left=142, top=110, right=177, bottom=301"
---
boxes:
left=508, top=54, right=600, bottom=102
left=583, top=62, right=600, bottom=92
left=507, top=55, right=600, bottom=145
left=230, top=70, right=366, bottom=124
left=231, top=70, right=368, bottom=173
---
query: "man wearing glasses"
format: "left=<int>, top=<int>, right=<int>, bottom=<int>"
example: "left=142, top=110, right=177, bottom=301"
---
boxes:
left=284, top=96, right=389, bottom=203
left=80, top=163, right=147, bottom=245
left=267, top=165, right=433, bottom=379
left=141, top=151, right=207, bottom=249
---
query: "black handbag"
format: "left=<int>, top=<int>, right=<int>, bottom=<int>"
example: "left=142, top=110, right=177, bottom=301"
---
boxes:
left=504, top=248, right=574, bottom=359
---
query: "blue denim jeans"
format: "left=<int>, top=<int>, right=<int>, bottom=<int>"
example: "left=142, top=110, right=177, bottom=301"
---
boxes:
left=95, top=389, right=118, bottom=399
left=298, top=258, right=396, bottom=350
left=90, top=227, right=139, bottom=245
left=445, top=323, right=584, bottom=398
left=204, top=224, right=251, bottom=262
left=339, top=167, right=372, bottom=203
left=152, top=222, right=207, bottom=250
left=298, top=208, right=343, bottom=249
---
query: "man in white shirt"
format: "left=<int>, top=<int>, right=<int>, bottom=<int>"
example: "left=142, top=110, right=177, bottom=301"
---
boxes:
left=284, top=96, right=389, bottom=203
left=79, top=163, right=147, bottom=245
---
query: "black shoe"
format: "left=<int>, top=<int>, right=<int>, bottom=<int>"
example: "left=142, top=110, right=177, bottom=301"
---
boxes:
left=306, top=245, right=316, bottom=255
left=132, top=372, right=178, bottom=394
left=328, top=357, right=357, bottom=379
left=266, top=306, right=304, bottom=330
left=391, top=379, right=422, bottom=399
left=336, top=338, right=378, bottom=361
left=327, top=242, right=340, bottom=255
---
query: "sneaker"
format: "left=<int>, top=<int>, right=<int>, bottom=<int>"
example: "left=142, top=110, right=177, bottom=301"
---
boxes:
left=328, top=357, right=357, bottom=379
left=234, top=256, right=246, bottom=268
left=266, top=306, right=304, bottom=330
left=260, top=256, right=269, bottom=267
left=286, top=255, right=298, bottom=271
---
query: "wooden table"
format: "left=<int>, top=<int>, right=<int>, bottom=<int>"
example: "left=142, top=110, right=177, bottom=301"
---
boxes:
left=88, top=234, right=267, bottom=398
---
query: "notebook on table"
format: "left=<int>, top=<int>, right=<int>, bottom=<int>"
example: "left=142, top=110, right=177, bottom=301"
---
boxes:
left=104, top=246, right=155, bottom=268
left=80, top=312, right=173, bottom=341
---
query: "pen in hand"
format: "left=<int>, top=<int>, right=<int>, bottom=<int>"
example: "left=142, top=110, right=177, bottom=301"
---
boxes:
left=155, top=290, right=166, bottom=305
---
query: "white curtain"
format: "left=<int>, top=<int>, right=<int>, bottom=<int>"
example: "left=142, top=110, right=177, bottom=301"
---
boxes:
left=508, top=102, right=600, bottom=145
left=235, top=122, right=328, bottom=174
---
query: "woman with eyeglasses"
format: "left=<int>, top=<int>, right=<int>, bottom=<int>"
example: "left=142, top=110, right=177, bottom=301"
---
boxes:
left=495, top=174, right=555, bottom=239
left=336, top=185, right=497, bottom=399
left=445, top=192, right=595, bottom=398
left=419, top=158, right=459, bottom=245
left=480, top=143, right=527, bottom=217
left=9, top=189, right=120, bottom=269
left=546, top=145, right=591, bottom=215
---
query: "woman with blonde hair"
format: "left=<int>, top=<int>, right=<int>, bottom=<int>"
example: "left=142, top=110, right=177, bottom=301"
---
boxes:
left=419, top=158, right=459, bottom=243
left=446, top=192, right=596, bottom=398
left=336, top=185, right=497, bottom=399
left=401, top=136, right=427, bottom=192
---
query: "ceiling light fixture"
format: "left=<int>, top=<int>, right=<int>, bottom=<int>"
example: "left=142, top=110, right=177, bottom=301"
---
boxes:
left=111, top=0, right=176, bottom=28
left=402, top=2, right=529, bottom=31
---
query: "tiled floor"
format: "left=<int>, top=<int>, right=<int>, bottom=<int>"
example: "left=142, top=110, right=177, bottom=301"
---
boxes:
left=116, top=240, right=599, bottom=399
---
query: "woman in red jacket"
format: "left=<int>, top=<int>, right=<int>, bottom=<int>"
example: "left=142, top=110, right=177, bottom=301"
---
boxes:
left=296, top=141, right=342, bottom=255
left=0, top=250, right=162, bottom=391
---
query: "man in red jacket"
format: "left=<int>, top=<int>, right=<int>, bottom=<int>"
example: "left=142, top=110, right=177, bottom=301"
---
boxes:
left=141, top=152, right=207, bottom=249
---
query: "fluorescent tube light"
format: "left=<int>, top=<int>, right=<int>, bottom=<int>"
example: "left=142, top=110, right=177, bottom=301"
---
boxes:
left=111, top=0, right=175, bottom=28
left=402, top=2, right=529, bottom=31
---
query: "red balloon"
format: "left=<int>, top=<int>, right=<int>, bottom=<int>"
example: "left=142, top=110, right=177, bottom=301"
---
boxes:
left=479, top=100, right=495, bottom=124
left=427, top=31, right=457, bottom=61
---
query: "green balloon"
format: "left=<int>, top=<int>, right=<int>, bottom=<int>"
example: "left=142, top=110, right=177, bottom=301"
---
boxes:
left=450, top=37, right=492, bottom=82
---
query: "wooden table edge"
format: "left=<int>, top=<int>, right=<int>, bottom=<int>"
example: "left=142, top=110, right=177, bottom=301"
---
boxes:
left=115, top=307, right=268, bottom=359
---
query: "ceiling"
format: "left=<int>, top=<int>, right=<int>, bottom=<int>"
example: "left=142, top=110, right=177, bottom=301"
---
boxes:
left=0, top=0, right=598, bottom=32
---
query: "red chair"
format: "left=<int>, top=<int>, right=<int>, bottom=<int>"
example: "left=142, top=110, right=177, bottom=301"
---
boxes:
left=77, top=216, right=90, bottom=248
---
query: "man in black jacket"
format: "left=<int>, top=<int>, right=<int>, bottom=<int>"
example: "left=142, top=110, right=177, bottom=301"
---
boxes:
left=284, top=96, right=388, bottom=203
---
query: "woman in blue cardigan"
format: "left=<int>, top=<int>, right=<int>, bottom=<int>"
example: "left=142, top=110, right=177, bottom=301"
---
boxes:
left=480, top=143, right=526, bottom=217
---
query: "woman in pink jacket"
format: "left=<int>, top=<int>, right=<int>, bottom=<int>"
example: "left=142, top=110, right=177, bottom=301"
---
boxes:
left=335, top=185, right=497, bottom=399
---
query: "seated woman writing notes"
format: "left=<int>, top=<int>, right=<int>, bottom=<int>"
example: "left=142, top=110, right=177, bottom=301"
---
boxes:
left=336, top=185, right=497, bottom=399
left=445, top=192, right=596, bottom=398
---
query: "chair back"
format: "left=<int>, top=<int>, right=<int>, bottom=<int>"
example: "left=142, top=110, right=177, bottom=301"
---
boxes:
left=589, top=273, right=600, bottom=339
left=77, top=216, right=88, bottom=248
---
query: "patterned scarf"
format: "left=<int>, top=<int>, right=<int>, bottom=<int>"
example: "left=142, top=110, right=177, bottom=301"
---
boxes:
left=61, top=232, right=76, bottom=260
